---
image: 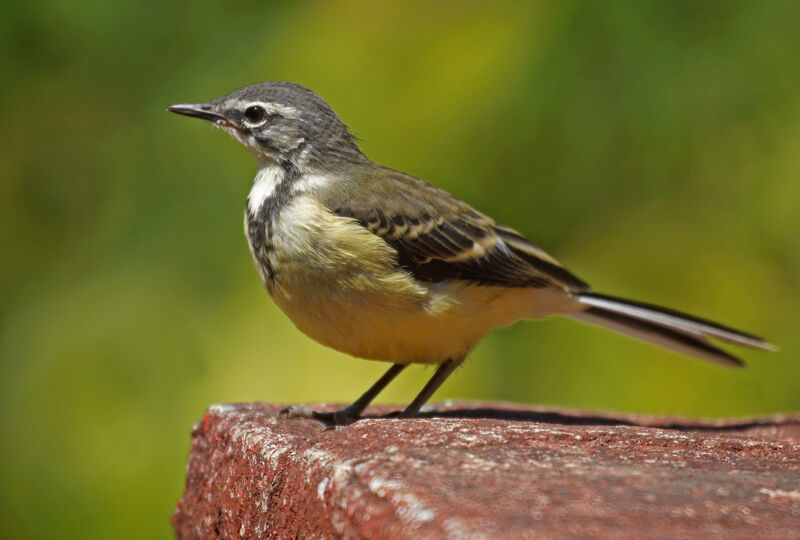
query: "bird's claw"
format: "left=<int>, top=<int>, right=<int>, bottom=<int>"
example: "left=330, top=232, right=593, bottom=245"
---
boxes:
left=278, top=406, right=360, bottom=428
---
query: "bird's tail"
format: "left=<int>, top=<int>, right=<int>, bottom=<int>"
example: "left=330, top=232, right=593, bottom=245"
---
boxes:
left=567, top=293, right=777, bottom=367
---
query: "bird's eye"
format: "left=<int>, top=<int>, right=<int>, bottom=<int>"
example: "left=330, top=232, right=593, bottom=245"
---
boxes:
left=244, top=105, right=267, bottom=124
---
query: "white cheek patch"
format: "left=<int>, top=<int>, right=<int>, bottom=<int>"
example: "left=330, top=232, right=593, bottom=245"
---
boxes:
left=220, top=124, right=269, bottom=164
left=247, top=165, right=284, bottom=214
left=221, top=124, right=249, bottom=145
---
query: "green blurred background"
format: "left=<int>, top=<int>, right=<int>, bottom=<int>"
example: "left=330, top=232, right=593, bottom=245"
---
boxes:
left=2, top=1, right=798, bottom=537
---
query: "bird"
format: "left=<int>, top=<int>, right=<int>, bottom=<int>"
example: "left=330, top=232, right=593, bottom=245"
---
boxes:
left=168, top=81, right=776, bottom=426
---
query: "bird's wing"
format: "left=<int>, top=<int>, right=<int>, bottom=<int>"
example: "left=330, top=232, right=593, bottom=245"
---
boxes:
left=325, top=167, right=590, bottom=291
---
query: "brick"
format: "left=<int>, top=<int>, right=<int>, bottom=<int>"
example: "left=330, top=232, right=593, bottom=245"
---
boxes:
left=173, top=402, right=800, bottom=539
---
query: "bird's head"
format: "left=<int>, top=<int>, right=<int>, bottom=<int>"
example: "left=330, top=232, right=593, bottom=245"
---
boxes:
left=168, top=81, right=365, bottom=171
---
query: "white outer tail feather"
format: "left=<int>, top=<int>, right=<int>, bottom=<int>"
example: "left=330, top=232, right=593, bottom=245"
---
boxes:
left=568, top=293, right=777, bottom=368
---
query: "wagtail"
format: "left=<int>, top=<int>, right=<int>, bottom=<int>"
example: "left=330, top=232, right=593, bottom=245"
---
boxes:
left=168, top=82, right=776, bottom=426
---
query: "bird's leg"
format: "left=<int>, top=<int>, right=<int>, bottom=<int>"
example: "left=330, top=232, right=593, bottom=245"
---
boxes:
left=392, top=357, right=463, bottom=418
left=280, top=363, right=407, bottom=426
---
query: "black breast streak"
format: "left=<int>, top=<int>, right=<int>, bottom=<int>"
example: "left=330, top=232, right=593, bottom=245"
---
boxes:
left=246, top=160, right=301, bottom=287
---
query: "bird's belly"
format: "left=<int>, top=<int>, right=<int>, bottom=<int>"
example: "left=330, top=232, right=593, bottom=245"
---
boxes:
left=272, top=275, right=536, bottom=363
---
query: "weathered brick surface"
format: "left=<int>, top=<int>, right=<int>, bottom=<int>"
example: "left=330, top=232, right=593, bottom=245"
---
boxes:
left=173, top=402, right=800, bottom=539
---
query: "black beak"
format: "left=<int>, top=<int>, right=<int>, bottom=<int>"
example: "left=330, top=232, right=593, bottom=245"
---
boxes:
left=167, top=103, right=228, bottom=123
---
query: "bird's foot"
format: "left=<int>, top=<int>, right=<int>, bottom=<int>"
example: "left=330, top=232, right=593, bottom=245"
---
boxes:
left=278, top=406, right=360, bottom=429
left=381, top=402, right=438, bottom=419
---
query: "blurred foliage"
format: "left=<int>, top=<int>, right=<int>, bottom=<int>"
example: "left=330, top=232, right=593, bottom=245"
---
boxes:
left=1, top=1, right=799, bottom=538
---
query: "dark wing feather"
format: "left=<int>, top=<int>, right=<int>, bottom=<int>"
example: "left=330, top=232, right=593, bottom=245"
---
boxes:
left=326, top=167, right=590, bottom=292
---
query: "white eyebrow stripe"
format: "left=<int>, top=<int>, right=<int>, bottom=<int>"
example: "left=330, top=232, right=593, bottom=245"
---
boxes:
left=229, top=99, right=300, bottom=118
